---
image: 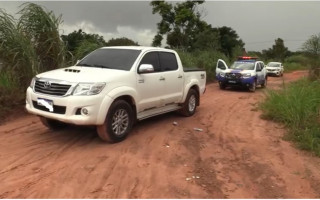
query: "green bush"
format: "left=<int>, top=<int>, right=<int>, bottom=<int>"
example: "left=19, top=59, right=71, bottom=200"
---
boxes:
left=261, top=78, right=320, bottom=156
left=176, top=50, right=229, bottom=82
left=283, top=54, right=310, bottom=72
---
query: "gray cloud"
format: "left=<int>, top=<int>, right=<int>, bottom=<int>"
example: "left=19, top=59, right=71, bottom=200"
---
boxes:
left=34, top=1, right=160, bottom=34
left=1, top=1, right=320, bottom=51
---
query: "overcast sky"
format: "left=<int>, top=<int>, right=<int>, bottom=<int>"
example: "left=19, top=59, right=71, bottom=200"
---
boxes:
left=1, top=1, right=320, bottom=51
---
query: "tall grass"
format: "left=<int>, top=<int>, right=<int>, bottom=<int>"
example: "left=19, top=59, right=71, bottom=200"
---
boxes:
left=0, top=9, right=38, bottom=86
left=261, top=78, right=320, bottom=156
left=0, top=3, right=66, bottom=120
left=18, top=3, right=66, bottom=72
left=0, top=3, right=66, bottom=88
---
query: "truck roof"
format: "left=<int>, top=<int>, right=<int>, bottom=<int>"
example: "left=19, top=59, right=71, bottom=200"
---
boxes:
left=100, top=46, right=174, bottom=52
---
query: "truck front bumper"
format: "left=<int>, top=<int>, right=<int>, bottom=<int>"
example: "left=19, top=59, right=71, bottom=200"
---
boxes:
left=217, top=75, right=255, bottom=88
left=267, top=71, right=281, bottom=76
left=25, top=87, right=113, bottom=125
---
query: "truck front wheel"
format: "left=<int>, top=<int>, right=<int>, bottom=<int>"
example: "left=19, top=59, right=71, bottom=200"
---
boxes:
left=97, top=100, right=134, bottom=143
left=249, top=80, right=257, bottom=92
left=179, top=89, right=198, bottom=117
left=261, top=77, right=267, bottom=88
left=219, top=82, right=226, bottom=90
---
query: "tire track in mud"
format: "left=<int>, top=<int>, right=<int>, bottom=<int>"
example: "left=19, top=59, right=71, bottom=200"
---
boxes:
left=1, top=71, right=320, bottom=198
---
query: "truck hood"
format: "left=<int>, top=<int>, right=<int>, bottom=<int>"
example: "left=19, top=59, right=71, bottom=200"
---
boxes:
left=266, top=66, right=280, bottom=70
left=224, top=69, right=253, bottom=74
left=36, top=66, right=130, bottom=83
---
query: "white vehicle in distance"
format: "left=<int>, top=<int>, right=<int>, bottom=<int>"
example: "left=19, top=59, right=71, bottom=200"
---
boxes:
left=266, top=62, right=284, bottom=76
left=26, top=46, right=206, bottom=143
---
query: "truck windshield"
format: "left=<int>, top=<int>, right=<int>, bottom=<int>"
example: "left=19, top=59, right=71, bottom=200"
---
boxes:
left=77, top=49, right=141, bottom=71
left=267, top=62, right=280, bottom=67
left=230, top=61, right=255, bottom=70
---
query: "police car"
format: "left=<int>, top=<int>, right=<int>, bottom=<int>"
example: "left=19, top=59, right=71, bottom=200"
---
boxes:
left=216, top=57, right=267, bottom=92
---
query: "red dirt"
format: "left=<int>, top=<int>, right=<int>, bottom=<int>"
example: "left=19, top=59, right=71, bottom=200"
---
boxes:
left=1, top=70, right=320, bottom=198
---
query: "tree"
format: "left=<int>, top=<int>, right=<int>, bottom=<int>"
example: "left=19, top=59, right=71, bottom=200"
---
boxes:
left=216, top=26, right=244, bottom=58
left=106, top=37, right=139, bottom=46
left=150, top=0, right=207, bottom=50
left=262, top=38, right=289, bottom=61
left=61, top=29, right=107, bottom=63
left=271, top=38, right=289, bottom=61
left=302, top=33, right=320, bottom=79
left=302, top=33, right=320, bottom=56
left=193, top=27, right=220, bottom=51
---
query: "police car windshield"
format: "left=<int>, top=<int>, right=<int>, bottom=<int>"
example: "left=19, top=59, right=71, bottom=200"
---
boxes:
left=230, top=61, right=255, bottom=70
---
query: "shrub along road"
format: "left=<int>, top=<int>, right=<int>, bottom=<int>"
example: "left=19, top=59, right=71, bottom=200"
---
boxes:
left=1, top=70, right=320, bottom=198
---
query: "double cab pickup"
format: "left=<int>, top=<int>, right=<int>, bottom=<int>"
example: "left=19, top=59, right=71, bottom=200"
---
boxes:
left=26, top=46, right=206, bottom=142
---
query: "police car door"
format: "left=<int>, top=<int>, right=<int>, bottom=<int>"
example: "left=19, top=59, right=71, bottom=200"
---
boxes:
left=256, top=62, right=263, bottom=84
left=216, top=59, right=228, bottom=79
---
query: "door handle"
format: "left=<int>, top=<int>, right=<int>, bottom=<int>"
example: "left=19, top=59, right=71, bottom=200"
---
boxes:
left=178, top=75, right=183, bottom=78
left=159, top=77, right=165, bottom=81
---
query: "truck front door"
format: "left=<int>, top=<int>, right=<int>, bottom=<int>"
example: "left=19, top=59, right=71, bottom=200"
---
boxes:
left=136, top=52, right=164, bottom=112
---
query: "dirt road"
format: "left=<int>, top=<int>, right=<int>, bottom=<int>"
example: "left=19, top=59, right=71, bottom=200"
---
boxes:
left=1, top=70, right=320, bottom=198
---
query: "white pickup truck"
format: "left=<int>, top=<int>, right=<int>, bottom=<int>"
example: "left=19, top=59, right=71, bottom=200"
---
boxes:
left=26, top=46, right=206, bottom=142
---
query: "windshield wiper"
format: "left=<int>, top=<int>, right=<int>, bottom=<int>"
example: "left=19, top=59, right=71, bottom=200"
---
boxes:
left=77, top=63, right=92, bottom=67
left=93, top=64, right=111, bottom=69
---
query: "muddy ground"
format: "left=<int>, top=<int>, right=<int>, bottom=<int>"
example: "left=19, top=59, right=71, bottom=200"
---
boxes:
left=1, top=70, right=320, bottom=198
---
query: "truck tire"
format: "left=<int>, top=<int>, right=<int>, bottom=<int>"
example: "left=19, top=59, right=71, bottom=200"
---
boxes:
left=249, top=80, right=256, bottom=92
left=219, top=82, right=226, bottom=90
left=40, top=117, right=68, bottom=130
left=96, top=100, right=134, bottom=143
left=179, top=89, right=198, bottom=117
left=261, top=77, right=267, bottom=88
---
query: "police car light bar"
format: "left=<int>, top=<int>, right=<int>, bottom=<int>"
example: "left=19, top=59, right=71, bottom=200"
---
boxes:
left=237, top=56, right=258, bottom=60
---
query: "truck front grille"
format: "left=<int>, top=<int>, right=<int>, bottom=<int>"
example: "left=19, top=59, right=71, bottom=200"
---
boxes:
left=226, top=73, right=241, bottom=80
left=35, top=80, right=71, bottom=96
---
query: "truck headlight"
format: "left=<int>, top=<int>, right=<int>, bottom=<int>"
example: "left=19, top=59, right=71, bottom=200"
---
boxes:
left=219, top=72, right=225, bottom=77
left=242, top=73, right=251, bottom=78
left=30, top=77, right=36, bottom=89
left=73, top=82, right=106, bottom=96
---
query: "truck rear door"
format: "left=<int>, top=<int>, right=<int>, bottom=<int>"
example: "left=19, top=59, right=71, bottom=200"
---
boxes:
left=159, top=52, right=184, bottom=105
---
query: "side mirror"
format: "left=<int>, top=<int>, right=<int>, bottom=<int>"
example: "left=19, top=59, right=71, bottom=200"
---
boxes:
left=139, top=64, right=154, bottom=74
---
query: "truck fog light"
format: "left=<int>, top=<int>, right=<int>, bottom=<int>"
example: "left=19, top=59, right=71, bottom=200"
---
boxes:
left=81, top=108, right=89, bottom=115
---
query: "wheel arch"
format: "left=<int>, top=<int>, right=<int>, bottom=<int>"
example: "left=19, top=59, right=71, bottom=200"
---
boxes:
left=114, top=95, right=137, bottom=122
left=97, top=87, right=138, bottom=125
left=182, top=83, right=200, bottom=106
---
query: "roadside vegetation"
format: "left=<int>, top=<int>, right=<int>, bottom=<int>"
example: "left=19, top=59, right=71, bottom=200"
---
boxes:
left=261, top=79, right=320, bottom=156
left=261, top=33, right=320, bottom=156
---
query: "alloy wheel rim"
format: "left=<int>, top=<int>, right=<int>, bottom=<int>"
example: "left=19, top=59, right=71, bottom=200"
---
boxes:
left=112, top=109, right=129, bottom=136
left=188, top=95, right=196, bottom=112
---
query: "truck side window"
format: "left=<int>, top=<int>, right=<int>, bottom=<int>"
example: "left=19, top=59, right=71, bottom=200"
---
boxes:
left=159, top=52, right=178, bottom=71
left=139, top=52, right=161, bottom=72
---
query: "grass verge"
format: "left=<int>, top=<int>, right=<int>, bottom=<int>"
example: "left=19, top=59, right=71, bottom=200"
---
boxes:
left=260, top=78, right=320, bottom=156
